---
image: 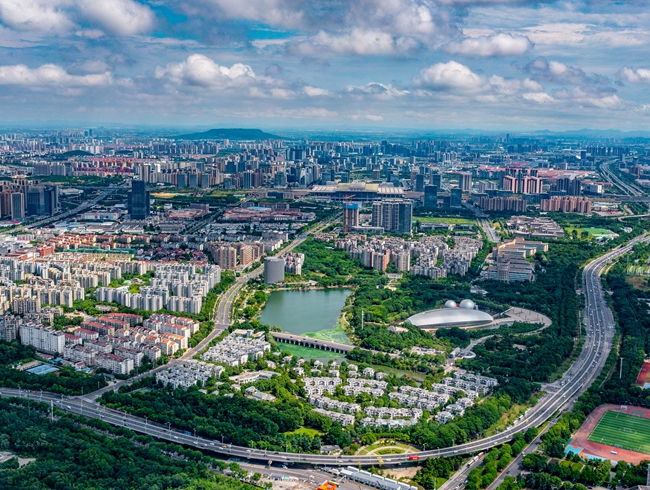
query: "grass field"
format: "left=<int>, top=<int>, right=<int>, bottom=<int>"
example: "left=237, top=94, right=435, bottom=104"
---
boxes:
left=588, top=411, right=650, bottom=454
left=413, top=217, right=477, bottom=225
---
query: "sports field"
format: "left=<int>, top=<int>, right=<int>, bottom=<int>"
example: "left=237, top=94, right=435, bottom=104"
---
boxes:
left=587, top=411, right=650, bottom=454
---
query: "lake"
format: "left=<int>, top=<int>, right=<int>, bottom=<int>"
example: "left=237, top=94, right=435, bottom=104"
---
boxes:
left=259, top=289, right=352, bottom=343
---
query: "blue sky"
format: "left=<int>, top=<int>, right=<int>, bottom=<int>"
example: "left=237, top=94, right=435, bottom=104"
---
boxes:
left=1, top=0, right=650, bottom=130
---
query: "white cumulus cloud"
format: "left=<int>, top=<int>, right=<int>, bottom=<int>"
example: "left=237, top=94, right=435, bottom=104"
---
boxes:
left=0, top=0, right=154, bottom=35
left=303, top=86, right=332, bottom=97
left=78, top=0, right=154, bottom=36
left=0, top=63, right=113, bottom=87
left=0, top=0, right=73, bottom=33
left=416, top=61, right=489, bottom=93
left=444, top=33, right=533, bottom=57
left=618, top=67, right=650, bottom=84
left=156, top=54, right=258, bottom=88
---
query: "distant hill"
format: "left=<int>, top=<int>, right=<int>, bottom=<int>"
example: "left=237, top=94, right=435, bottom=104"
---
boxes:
left=173, top=128, right=282, bottom=140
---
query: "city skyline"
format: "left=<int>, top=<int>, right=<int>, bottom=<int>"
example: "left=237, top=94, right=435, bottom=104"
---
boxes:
left=0, top=1, right=649, bottom=130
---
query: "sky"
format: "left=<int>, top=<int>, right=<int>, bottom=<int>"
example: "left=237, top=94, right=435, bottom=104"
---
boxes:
left=1, top=0, right=650, bottom=131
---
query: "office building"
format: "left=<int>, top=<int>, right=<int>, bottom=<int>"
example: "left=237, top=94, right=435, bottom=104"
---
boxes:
left=264, top=257, right=285, bottom=284
left=371, top=199, right=413, bottom=234
left=430, top=172, right=443, bottom=190
left=551, top=178, right=581, bottom=196
left=424, top=185, right=438, bottom=208
left=450, top=188, right=463, bottom=208
left=459, top=172, right=472, bottom=193
left=10, top=193, right=24, bottom=220
left=26, top=186, right=46, bottom=216
left=342, top=202, right=360, bottom=233
left=415, top=173, right=426, bottom=192
left=127, top=180, right=150, bottom=219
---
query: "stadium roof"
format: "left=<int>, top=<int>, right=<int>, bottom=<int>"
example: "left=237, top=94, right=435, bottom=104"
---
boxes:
left=406, top=301, right=493, bottom=329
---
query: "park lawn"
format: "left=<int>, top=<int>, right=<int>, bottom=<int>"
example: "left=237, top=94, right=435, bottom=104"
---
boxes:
left=572, top=462, right=584, bottom=472
left=566, top=227, right=614, bottom=238
left=280, top=343, right=344, bottom=359
left=588, top=411, right=650, bottom=454
left=413, top=217, right=477, bottom=225
left=285, top=427, right=323, bottom=437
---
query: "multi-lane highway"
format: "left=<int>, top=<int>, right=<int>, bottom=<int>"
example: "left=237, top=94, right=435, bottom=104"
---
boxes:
left=601, top=161, right=645, bottom=197
left=4, top=233, right=647, bottom=467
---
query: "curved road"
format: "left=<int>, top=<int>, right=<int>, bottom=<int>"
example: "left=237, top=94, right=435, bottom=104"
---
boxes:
left=4, top=233, right=647, bottom=467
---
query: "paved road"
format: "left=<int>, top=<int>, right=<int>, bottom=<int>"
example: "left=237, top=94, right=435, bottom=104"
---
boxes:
left=480, top=219, right=499, bottom=243
left=7, top=232, right=646, bottom=468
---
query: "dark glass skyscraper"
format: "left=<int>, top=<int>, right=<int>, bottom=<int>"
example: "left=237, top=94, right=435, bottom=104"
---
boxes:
left=128, top=180, right=150, bottom=219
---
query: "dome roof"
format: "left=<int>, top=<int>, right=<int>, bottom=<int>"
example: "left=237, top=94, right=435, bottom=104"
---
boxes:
left=406, top=307, right=493, bottom=329
left=444, top=300, right=458, bottom=309
left=459, top=299, right=476, bottom=309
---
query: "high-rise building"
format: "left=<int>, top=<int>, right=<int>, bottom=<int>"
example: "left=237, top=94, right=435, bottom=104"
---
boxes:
left=43, top=186, right=58, bottom=216
left=342, top=202, right=360, bottom=233
left=19, top=323, right=64, bottom=354
left=459, top=172, right=472, bottom=193
left=10, top=193, right=24, bottom=220
left=502, top=176, right=518, bottom=193
left=127, top=180, right=150, bottom=220
left=450, top=188, right=463, bottom=208
left=522, top=177, right=543, bottom=194
left=430, top=172, right=443, bottom=190
left=424, top=185, right=438, bottom=208
left=552, top=178, right=581, bottom=196
left=371, top=199, right=413, bottom=234
left=415, top=173, right=426, bottom=192
left=26, top=186, right=46, bottom=216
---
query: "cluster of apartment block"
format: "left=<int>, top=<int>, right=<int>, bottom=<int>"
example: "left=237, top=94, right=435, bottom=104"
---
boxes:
left=200, top=330, right=270, bottom=366
left=410, top=236, right=482, bottom=278
left=435, top=397, right=476, bottom=424
left=323, top=233, right=480, bottom=276
left=14, top=322, right=133, bottom=376
left=487, top=237, right=549, bottom=282
left=389, top=386, right=451, bottom=412
left=206, top=241, right=266, bottom=270
left=477, top=196, right=527, bottom=213
left=96, top=263, right=220, bottom=314
left=283, top=253, right=304, bottom=275
left=360, top=407, right=423, bottom=428
left=0, top=255, right=152, bottom=314
left=0, top=308, right=62, bottom=341
left=343, top=378, right=388, bottom=397
left=60, top=312, right=199, bottom=374
left=303, top=376, right=343, bottom=396
left=308, top=395, right=361, bottom=414
left=156, top=360, right=225, bottom=389
left=0, top=276, right=84, bottom=312
left=312, top=408, right=355, bottom=427
left=540, top=196, right=592, bottom=214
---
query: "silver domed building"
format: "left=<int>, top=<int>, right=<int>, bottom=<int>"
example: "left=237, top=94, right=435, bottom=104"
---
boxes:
left=406, top=300, right=493, bottom=330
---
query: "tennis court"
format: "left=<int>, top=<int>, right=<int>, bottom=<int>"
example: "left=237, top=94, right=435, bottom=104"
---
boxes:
left=588, top=411, right=650, bottom=454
